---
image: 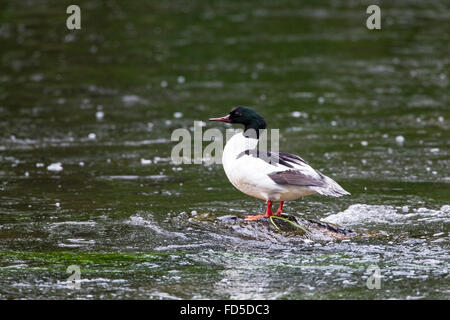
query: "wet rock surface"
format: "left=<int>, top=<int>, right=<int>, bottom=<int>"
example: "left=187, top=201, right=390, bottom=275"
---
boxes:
left=200, top=213, right=365, bottom=241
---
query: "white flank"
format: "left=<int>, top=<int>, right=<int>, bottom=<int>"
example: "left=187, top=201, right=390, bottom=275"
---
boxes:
left=222, top=132, right=349, bottom=202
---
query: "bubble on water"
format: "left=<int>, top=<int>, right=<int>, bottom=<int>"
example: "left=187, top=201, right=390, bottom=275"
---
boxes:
left=140, top=158, right=152, bottom=165
left=79, top=161, right=85, bottom=167
left=291, top=111, right=308, bottom=118
left=255, top=62, right=265, bottom=70
left=165, top=120, right=172, bottom=126
left=122, top=95, right=146, bottom=106
left=160, top=80, right=168, bottom=88
left=95, top=111, right=104, bottom=120
left=330, top=121, right=337, bottom=126
left=30, top=74, right=44, bottom=82
left=47, top=162, right=63, bottom=172
left=361, top=141, right=368, bottom=147
left=395, top=135, right=405, bottom=146
left=429, top=148, right=439, bottom=154
left=88, top=133, right=96, bottom=140
left=177, top=76, right=185, bottom=84
left=64, top=33, right=76, bottom=42
left=81, top=98, right=90, bottom=108
left=123, top=95, right=139, bottom=103
left=382, top=133, right=388, bottom=138
left=402, top=206, right=409, bottom=213
left=36, top=163, right=44, bottom=167
left=24, top=171, right=29, bottom=177
left=153, top=156, right=162, bottom=164
left=318, top=96, right=325, bottom=104
left=55, top=202, right=60, bottom=208
left=438, top=116, right=444, bottom=122
left=173, top=112, right=183, bottom=119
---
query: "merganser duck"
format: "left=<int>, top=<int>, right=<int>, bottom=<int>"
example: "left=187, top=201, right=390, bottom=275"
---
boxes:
left=209, top=106, right=350, bottom=220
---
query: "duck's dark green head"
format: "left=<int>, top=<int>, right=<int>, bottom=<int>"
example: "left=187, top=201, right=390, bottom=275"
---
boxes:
left=209, top=106, right=266, bottom=133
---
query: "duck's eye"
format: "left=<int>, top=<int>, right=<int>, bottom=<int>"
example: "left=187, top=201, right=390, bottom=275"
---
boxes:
left=230, top=107, right=242, bottom=116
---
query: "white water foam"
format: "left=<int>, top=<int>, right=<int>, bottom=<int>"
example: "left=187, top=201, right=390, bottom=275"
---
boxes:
left=323, top=204, right=450, bottom=227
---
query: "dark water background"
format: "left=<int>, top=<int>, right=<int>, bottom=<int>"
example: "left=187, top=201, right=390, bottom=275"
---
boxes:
left=0, top=0, right=448, bottom=299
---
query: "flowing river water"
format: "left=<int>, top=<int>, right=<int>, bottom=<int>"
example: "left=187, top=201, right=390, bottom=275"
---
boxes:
left=0, top=1, right=448, bottom=299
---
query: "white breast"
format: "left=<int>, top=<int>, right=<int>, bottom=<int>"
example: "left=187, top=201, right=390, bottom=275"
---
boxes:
left=221, top=133, right=316, bottom=201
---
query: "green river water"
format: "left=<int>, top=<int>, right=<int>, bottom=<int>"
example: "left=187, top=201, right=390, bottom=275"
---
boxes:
left=0, top=0, right=449, bottom=299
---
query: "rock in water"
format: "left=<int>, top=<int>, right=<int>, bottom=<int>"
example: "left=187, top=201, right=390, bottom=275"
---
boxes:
left=182, top=211, right=373, bottom=242
left=215, top=213, right=360, bottom=241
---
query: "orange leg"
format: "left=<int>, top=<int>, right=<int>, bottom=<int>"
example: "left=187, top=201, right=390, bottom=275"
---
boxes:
left=275, top=201, right=284, bottom=215
left=245, top=200, right=274, bottom=220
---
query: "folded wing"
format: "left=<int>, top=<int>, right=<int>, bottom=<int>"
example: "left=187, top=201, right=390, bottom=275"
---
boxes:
left=237, top=147, right=350, bottom=197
